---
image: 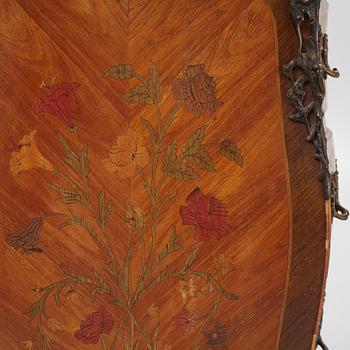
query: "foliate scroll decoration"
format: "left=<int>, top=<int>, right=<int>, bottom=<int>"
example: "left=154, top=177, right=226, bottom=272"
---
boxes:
left=283, top=0, right=349, bottom=221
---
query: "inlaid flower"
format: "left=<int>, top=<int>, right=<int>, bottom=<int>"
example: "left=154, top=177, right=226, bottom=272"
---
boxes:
left=146, top=303, right=160, bottom=318
left=213, top=254, right=236, bottom=277
left=9, top=130, right=53, bottom=176
left=179, top=187, right=231, bottom=241
left=5, top=217, right=44, bottom=255
left=34, top=82, right=80, bottom=128
left=171, top=64, right=223, bottom=117
left=66, top=288, right=79, bottom=303
left=203, top=321, right=230, bottom=349
left=172, top=307, right=196, bottom=333
left=74, top=306, right=113, bottom=344
left=103, top=128, right=149, bottom=179
left=179, top=278, right=197, bottom=300
left=125, top=201, right=146, bottom=232
left=47, top=317, right=64, bottom=332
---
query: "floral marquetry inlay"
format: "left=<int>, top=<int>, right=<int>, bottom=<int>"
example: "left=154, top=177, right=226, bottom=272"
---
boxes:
left=4, top=62, right=243, bottom=350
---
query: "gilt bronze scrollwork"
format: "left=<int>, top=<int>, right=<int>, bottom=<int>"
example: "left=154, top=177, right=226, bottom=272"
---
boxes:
left=283, top=0, right=348, bottom=221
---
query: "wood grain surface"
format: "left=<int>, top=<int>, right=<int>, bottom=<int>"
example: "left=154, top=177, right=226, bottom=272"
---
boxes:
left=0, top=1, right=330, bottom=350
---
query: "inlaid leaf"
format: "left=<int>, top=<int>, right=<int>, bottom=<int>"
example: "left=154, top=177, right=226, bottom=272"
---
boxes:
left=123, top=85, right=153, bottom=104
left=184, top=147, right=215, bottom=172
left=182, top=248, right=199, bottom=271
left=220, top=287, right=239, bottom=301
left=162, top=142, right=177, bottom=167
left=158, top=226, right=183, bottom=263
left=162, top=143, right=199, bottom=181
left=183, top=125, right=215, bottom=172
left=59, top=134, right=80, bottom=173
left=46, top=183, right=85, bottom=204
left=46, top=183, right=84, bottom=205
left=183, top=125, right=207, bottom=150
left=147, top=63, right=163, bottom=103
left=219, top=139, right=243, bottom=166
left=59, top=134, right=78, bottom=161
left=25, top=302, right=41, bottom=320
left=103, top=64, right=135, bottom=80
left=98, top=189, right=105, bottom=215
left=151, top=323, right=160, bottom=348
left=172, top=163, right=199, bottom=180
left=79, top=144, right=89, bottom=177
left=54, top=284, right=66, bottom=308
left=141, top=117, right=156, bottom=148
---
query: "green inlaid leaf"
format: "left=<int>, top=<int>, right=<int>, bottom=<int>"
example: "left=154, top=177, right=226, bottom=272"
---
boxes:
left=141, top=117, right=156, bottom=148
left=184, top=147, right=215, bottom=172
left=147, top=63, right=163, bottom=103
left=59, top=134, right=78, bottom=160
left=123, top=85, right=153, bottom=104
left=162, top=143, right=199, bottom=181
left=151, top=324, right=160, bottom=348
left=98, top=189, right=105, bottom=215
left=220, top=287, right=239, bottom=301
left=79, top=144, right=89, bottom=177
left=103, top=64, right=135, bottom=80
left=183, top=125, right=207, bottom=150
left=46, top=184, right=84, bottom=205
left=182, top=248, right=199, bottom=272
left=219, top=139, right=243, bottom=167
left=183, top=125, right=215, bottom=172
left=25, top=302, right=41, bottom=320
left=158, top=226, right=183, bottom=263
left=162, top=142, right=178, bottom=167
left=53, top=284, right=66, bottom=308
left=171, top=162, right=199, bottom=180
left=59, top=134, right=80, bottom=173
left=97, top=188, right=113, bottom=225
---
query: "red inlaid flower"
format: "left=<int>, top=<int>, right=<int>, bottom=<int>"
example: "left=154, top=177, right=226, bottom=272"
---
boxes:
left=34, top=82, right=80, bottom=128
left=74, top=306, right=113, bottom=344
left=172, top=307, right=196, bottom=333
left=179, top=187, right=231, bottom=241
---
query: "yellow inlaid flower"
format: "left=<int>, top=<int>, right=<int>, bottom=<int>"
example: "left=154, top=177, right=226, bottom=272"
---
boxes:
left=10, top=130, right=53, bottom=176
left=103, top=128, right=149, bottom=179
left=146, top=303, right=160, bottom=318
left=47, top=317, right=64, bottom=332
left=213, top=253, right=236, bottom=277
left=179, top=278, right=197, bottom=300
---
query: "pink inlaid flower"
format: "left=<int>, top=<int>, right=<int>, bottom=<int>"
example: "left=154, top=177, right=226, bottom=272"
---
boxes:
left=34, top=82, right=80, bottom=128
left=203, top=320, right=230, bottom=349
left=74, top=306, right=113, bottom=344
left=180, top=187, right=231, bottom=241
left=171, top=64, right=223, bottom=117
left=172, top=307, right=196, bottom=333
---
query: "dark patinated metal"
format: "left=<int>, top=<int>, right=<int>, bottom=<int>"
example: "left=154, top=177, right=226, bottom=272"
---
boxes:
left=330, top=162, right=349, bottom=220
left=283, top=0, right=348, bottom=221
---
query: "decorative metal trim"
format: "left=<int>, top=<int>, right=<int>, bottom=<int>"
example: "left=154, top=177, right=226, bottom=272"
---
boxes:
left=283, top=0, right=348, bottom=221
